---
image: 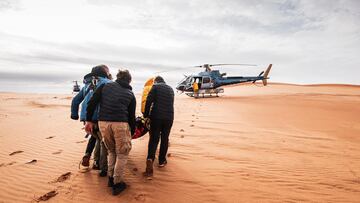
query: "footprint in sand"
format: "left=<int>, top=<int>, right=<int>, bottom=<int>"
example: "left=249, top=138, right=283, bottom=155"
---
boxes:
left=180, top=135, right=185, bottom=138
left=76, top=140, right=86, bottom=144
left=7, top=161, right=16, bottom=166
left=35, top=190, right=58, bottom=202
left=134, top=193, right=146, bottom=201
left=26, top=159, right=37, bottom=164
left=180, top=129, right=185, bottom=132
left=0, top=161, right=17, bottom=167
left=9, top=150, right=24, bottom=156
left=52, top=150, right=63, bottom=155
left=50, top=172, right=72, bottom=183
left=190, top=124, right=195, bottom=127
left=46, top=136, right=55, bottom=139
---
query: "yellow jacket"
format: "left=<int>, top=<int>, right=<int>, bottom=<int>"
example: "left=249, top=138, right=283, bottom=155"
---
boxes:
left=141, top=77, right=154, bottom=114
left=193, top=82, right=199, bottom=92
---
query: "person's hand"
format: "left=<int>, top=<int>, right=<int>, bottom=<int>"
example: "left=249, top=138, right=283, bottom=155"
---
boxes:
left=84, top=122, right=94, bottom=134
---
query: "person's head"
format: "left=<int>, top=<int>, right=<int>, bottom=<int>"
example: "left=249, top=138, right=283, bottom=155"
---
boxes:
left=92, top=64, right=110, bottom=78
left=116, top=69, right=132, bottom=84
left=154, top=76, right=165, bottom=84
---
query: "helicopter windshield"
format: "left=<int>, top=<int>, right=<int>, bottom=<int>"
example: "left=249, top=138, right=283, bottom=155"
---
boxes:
left=179, top=76, right=191, bottom=84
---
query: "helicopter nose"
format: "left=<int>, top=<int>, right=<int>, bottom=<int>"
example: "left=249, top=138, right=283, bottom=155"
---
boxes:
left=176, top=85, right=184, bottom=91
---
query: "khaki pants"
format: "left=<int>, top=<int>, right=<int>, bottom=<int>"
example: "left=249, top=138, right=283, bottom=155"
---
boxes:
left=99, top=121, right=132, bottom=184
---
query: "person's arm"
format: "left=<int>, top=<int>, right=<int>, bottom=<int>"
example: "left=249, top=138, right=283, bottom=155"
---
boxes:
left=144, top=86, right=156, bottom=118
left=85, top=84, right=105, bottom=134
left=86, top=84, right=105, bottom=121
left=71, top=87, right=85, bottom=120
left=128, top=95, right=136, bottom=135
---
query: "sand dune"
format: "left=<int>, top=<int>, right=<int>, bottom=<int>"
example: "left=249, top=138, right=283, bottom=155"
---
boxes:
left=0, top=84, right=359, bottom=202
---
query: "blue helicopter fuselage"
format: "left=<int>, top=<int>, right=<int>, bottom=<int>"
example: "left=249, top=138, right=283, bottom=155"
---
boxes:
left=176, top=69, right=267, bottom=92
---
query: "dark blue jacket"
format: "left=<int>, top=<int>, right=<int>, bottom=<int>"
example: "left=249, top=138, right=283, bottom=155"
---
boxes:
left=86, top=79, right=136, bottom=134
left=144, top=82, right=174, bottom=121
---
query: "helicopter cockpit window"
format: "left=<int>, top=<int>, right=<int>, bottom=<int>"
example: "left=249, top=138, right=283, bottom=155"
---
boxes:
left=202, top=77, right=211, bottom=84
left=179, top=77, right=188, bottom=85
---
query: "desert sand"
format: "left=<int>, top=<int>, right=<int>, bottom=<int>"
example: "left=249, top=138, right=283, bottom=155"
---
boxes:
left=0, top=83, right=360, bottom=202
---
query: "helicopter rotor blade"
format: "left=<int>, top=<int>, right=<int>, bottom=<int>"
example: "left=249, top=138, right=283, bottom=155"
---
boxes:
left=209, top=64, right=257, bottom=67
left=155, top=63, right=258, bottom=74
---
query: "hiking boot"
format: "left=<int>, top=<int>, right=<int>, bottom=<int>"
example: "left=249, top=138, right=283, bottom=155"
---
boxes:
left=108, top=177, right=114, bottom=187
left=112, top=182, right=127, bottom=196
left=81, top=155, right=90, bottom=167
left=92, top=161, right=100, bottom=170
left=144, top=159, right=153, bottom=177
left=99, top=170, right=107, bottom=177
left=158, top=160, right=167, bottom=168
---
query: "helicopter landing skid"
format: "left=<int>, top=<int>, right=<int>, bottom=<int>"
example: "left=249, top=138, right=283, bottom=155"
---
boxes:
left=185, top=88, right=224, bottom=98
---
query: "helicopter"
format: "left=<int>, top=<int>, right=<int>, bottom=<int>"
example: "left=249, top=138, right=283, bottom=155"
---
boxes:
left=73, top=80, right=81, bottom=93
left=176, top=64, right=272, bottom=98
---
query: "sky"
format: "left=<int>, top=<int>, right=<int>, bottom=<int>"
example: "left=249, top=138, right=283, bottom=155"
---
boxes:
left=0, top=0, right=359, bottom=93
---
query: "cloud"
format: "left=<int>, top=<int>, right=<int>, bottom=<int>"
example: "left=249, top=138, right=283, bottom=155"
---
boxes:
left=0, top=0, right=20, bottom=10
left=0, top=71, right=75, bottom=83
left=0, top=0, right=360, bottom=94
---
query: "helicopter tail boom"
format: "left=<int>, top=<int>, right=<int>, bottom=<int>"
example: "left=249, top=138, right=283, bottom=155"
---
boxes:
left=262, top=64, right=272, bottom=86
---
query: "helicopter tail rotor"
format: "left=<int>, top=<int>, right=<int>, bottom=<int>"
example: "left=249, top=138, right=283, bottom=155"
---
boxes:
left=262, top=64, right=272, bottom=86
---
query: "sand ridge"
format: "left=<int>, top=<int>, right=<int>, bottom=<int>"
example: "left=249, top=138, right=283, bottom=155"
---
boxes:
left=0, top=84, right=359, bottom=202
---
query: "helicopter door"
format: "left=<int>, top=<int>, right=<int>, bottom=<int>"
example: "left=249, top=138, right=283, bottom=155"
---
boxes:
left=201, top=76, right=212, bottom=89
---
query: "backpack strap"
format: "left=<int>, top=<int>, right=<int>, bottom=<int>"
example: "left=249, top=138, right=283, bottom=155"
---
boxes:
left=83, top=77, right=98, bottom=97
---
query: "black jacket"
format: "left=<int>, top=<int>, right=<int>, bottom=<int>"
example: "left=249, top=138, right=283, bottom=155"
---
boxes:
left=144, top=82, right=174, bottom=121
left=86, top=79, right=136, bottom=134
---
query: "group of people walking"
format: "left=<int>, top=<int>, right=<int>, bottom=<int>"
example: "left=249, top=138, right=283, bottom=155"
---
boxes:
left=71, top=65, right=174, bottom=195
